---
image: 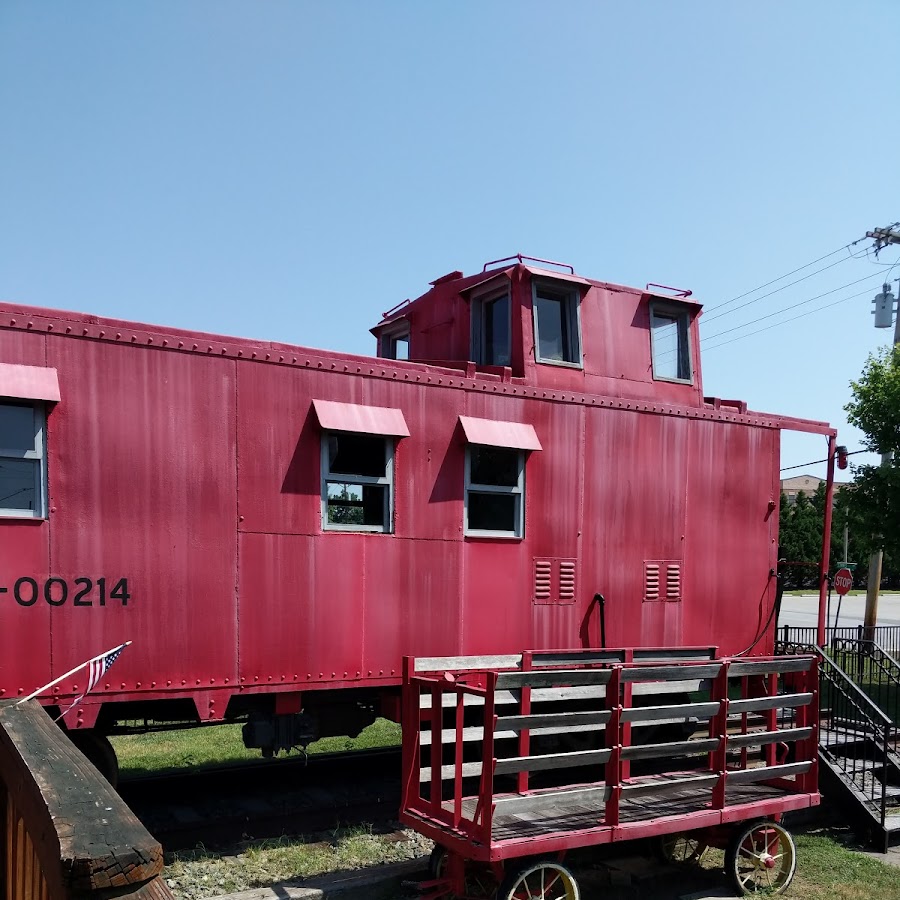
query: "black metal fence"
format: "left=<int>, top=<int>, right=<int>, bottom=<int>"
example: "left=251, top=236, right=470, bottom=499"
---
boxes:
left=780, top=625, right=900, bottom=660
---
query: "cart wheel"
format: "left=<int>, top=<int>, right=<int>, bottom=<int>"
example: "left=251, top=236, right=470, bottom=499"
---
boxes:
left=429, top=845, right=448, bottom=880
left=725, top=820, right=796, bottom=895
left=658, top=831, right=707, bottom=864
left=497, top=860, right=580, bottom=900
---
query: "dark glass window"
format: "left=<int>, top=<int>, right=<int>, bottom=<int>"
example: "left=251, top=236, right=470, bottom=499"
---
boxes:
left=0, top=402, right=45, bottom=518
left=484, top=296, right=510, bottom=366
left=465, top=444, right=524, bottom=537
left=650, top=306, right=692, bottom=382
left=322, top=432, right=393, bottom=532
left=468, top=492, right=516, bottom=532
left=472, top=290, right=511, bottom=367
left=533, top=284, right=580, bottom=365
left=327, top=434, right=387, bottom=478
left=470, top=446, right=518, bottom=487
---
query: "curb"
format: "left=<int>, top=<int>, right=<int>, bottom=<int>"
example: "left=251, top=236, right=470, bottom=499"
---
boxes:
left=204, top=857, right=428, bottom=900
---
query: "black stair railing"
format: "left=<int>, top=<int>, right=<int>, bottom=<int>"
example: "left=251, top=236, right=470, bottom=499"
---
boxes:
left=826, top=638, right=900, bottom=730
left=777, top=639, right=893, bottom=832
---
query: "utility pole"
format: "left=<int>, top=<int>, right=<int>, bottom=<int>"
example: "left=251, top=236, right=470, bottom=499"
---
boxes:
left=864, top=224, right=900, bottom=635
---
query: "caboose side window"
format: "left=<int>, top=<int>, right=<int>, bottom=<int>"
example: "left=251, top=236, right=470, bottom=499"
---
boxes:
left=321, top=432, right=394, bottom=532
left=650, top=303, right=692, bottom=383
left=0, top=401, right=46, bottom=518
left=532, top=282, right=582, bottom=366
left=380, top=324, right=410, bottom=360
left=464, top=445, right=524, bottom=538
left=471, top=288, right=511, bottom=367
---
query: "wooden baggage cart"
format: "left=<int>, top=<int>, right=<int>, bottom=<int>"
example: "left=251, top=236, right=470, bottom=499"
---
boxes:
left=400, top=649, right=819, bottom=898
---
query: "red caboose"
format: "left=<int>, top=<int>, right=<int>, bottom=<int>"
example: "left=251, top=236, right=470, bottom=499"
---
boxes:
left=0, top=255, right=834, bottom=776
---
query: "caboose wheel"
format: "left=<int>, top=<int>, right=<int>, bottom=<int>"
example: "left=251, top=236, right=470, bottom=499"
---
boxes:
left=725, top=821, right=796, bottom=895
left=658, top=831, right=707, bottom=864
left=497, top=860, right=579, bottom=900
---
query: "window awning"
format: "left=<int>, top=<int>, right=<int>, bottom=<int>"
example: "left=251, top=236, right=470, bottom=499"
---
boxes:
left=312, top=399, right=410, bottom=437
left=0, top=363, right=60, bottom=403
left=459, top=416, right=542, bottom=451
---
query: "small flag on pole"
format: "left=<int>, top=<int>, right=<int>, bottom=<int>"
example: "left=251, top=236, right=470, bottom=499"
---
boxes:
left=16, top=641, right=131, bottom=717
left=56, top=642, right=129, bottom=720
left=85, top=643, right=127, bottom=695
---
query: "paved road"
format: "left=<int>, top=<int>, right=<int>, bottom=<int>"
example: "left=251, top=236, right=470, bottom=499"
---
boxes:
left=779, top=593, right=900, bottom=629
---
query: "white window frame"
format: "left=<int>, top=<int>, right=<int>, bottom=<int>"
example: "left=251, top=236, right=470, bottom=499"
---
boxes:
left=531, top=280, right=583, bottom=368
left=470, top=286, right=512, bottom=367
left=321, top=431, right=394, bottom=533
left=0, top=400, right=47, bottom=519
left=379, top=323, right=410, bottom=361
left=649, top=302, right=693, bottom=384
left=464, top=444, right=525, bottom=539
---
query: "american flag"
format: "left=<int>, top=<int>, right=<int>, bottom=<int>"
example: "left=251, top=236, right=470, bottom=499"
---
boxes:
left=57, top=642, right=129, bottom=720
left=84, top=643, right=127, bottom=695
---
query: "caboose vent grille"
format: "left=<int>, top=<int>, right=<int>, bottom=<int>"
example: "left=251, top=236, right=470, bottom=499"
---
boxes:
left=559, top=560, right=576, bottom=602
left=644, top=560, right=682, bottom=602
left=666, top=564, right=681, bottom=601
left=534, top=559, right=552, bottom=603
left=644, top=563, right=661, bottom=601
left=533, top=558, right=577, bottom=605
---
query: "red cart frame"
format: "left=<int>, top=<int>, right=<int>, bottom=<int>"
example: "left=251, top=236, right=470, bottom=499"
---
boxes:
left=400, top=648, right=819, bottom=898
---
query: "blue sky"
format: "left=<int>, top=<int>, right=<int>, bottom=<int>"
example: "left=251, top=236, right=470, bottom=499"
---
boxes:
left=2, top=1, right=898, bottom=477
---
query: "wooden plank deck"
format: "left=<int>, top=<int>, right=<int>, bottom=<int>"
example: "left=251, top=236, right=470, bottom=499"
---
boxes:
left=446, top=778, right=792, bottom=842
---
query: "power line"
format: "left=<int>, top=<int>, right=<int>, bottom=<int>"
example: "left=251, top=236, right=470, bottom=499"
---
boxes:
left=780, top=450, right=868, bottom=473
left=699, top=272, right=884, bottom=344
left=701, top=251, right=866, bottom=326
left=702, top=286, right=874, bottom=354
left=703, top=235, right=868, bottom=316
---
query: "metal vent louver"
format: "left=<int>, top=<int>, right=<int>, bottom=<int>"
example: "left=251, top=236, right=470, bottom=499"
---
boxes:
left=644, top=563, right=661, bottom=601
left=666, top=564, right=681, bottom=601
left=558, top=560, right=576, bottom=602
left=534, top=559, right=552, bottom=603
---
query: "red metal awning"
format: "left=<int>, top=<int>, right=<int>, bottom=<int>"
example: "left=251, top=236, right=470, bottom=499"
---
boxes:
left=312, top=399, right=410, bottom=437
left=0, top=363, right=60, bottom=403
left=458, top=416, right=542, bottom=451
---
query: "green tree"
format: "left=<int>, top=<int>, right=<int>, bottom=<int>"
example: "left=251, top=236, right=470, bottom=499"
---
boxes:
left=843, top=346, right=900, bottom=588
left=779, top=491, right=823, bottom=590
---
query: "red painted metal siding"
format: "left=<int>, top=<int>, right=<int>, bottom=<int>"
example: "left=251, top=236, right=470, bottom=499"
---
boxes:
left=45, top=337, right=239, bottom=699
left=0, top=285, right=831, bottom=720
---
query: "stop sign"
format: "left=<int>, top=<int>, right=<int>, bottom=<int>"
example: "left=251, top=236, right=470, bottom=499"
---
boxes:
left=833, top=568, right=853, bottom=595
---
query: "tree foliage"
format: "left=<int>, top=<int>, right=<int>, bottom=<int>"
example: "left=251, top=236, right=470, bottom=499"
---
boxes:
left=841, top=345, right=900, bottom=588
left=845, top=346, right=900, bottom=455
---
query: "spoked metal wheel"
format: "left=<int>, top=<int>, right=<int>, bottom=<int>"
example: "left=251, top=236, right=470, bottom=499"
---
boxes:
left=725, top=821, right=796, bottom=895
left=658, top=831, right=707, bottom=864
left=497, top=860, right=580, bottom=900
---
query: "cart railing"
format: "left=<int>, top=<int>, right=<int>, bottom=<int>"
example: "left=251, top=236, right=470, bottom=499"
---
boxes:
left=401, top=650, right=819, bottom=857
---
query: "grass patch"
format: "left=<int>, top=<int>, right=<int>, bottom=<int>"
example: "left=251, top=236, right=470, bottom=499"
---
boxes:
left=163, top=826, right=432, bottom=900
left=112, top=718, right=401, bottom=778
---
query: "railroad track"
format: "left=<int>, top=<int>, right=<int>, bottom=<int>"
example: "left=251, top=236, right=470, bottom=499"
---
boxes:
left=119, top=747, right=402, bottom=851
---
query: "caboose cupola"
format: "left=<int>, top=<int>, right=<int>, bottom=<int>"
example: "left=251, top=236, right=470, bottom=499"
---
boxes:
left=372, top=255, right=704, bottom=404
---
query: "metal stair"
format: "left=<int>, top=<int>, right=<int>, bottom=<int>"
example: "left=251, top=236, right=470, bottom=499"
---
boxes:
left=777, top=638, right=900, bottom=852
